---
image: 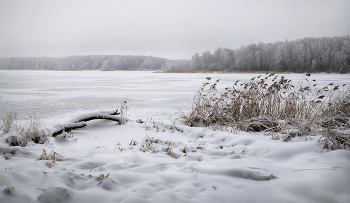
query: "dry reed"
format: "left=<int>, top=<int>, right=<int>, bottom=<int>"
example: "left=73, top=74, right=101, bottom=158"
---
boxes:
left=180, top=73, right=350, bottom=149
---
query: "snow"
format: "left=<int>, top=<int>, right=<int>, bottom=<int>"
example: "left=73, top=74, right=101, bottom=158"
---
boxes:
left=1, top=70, right=350, bottom=203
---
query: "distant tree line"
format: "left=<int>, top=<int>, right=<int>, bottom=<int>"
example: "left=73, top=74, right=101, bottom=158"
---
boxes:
left=191, top=36, right=350, bottom=73
left=0, top=55, right=191, bottom=71
left=1, top=36, right=349, bottom=73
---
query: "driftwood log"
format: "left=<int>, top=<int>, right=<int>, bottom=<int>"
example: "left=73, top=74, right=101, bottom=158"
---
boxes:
left=47, top=109, right=121, bottom=137
left=50, top=122, right=88, bottom=137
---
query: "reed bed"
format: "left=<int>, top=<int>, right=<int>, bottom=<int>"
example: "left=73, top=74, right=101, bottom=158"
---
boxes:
left=180, top=73, right=350, bottom=149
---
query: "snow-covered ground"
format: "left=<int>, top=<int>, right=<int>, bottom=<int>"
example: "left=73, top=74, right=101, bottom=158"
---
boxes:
left=0, top=70, right=350, bottom=203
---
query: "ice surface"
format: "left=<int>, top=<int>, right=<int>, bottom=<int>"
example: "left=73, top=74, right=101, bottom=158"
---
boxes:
left=0, top=71, right=350, bottom=203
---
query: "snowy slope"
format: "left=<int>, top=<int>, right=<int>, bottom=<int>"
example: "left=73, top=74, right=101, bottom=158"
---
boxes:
left=1, top=71, right=350, bottom=203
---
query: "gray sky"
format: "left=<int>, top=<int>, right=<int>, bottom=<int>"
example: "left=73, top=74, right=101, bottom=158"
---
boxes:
left=0, top=0, right=349, bottom=59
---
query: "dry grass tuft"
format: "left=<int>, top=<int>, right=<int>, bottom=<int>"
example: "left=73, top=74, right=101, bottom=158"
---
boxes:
left=143, top=120, right=161, bottom=132
left=98, top=173, right=110, bottom=181
left=130, top=139, right=138, bottom=145
left=138, top=136, right=180, bottom=158
left=5, top=185, right=15, bottom=194
left=36, top=149, right=63, bottom=161
left=180, top=73, right=350, bottom=150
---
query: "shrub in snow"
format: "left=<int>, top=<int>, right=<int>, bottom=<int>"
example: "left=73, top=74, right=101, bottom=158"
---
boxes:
left=6, top=135, right=22, bottom=147
left=23, top=113, right=45, bottom=143
left=1, top=112, right=47, bottom=147
left=1, top=112, right=18, bottom=134
left=5, top=113, right=47, bottom=147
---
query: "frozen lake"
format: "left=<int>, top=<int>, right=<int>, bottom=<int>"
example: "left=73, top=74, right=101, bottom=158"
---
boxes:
left=0, top=70, right=349, bottom=124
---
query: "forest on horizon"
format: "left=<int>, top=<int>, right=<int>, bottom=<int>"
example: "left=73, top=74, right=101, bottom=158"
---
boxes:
left=0, top=36, right=349, bottom=73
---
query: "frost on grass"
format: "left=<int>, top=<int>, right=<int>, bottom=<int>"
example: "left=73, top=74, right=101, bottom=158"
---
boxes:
left=2, top=113, right=47, bottom=147
left=180, top=73, right=350, bottom=150
left=1, top=112, right=18, bottom=134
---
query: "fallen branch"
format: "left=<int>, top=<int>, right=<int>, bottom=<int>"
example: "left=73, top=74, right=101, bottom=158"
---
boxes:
left=46, top=109, right=122, bottom=137
left=49, top=122, right=87, bottom=137
left=69, top=112, right=121, bottom=123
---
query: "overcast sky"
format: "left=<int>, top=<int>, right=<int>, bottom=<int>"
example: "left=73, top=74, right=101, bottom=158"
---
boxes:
left=0, top=0, right=349, bottom=59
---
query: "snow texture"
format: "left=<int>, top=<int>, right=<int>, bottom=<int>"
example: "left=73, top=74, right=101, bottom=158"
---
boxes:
left=1, top=71, right=350, bottom=203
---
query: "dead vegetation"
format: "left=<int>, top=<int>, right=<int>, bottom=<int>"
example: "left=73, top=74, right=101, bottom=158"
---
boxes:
left=137, top=135, right=182, bottom=158
left=1, top=112, right=18, bottom=134
left=3, top=113, right=47, bottom=147
left=180, top=73, right=350, bottom=150
left=97, top=173, right=110, bottom=182
left=21, top=113, right=46, bottom=144
left=36, top=149, right=63, bottom=161
left=4, top=185, right=15, bottom=194
left=320, top=129, right=350, bottom=150
left=1, top=107, right=123, bottom=148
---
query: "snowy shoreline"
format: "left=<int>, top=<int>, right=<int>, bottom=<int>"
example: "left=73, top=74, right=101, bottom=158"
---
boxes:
left=1, top=71, right=350, bottom=203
